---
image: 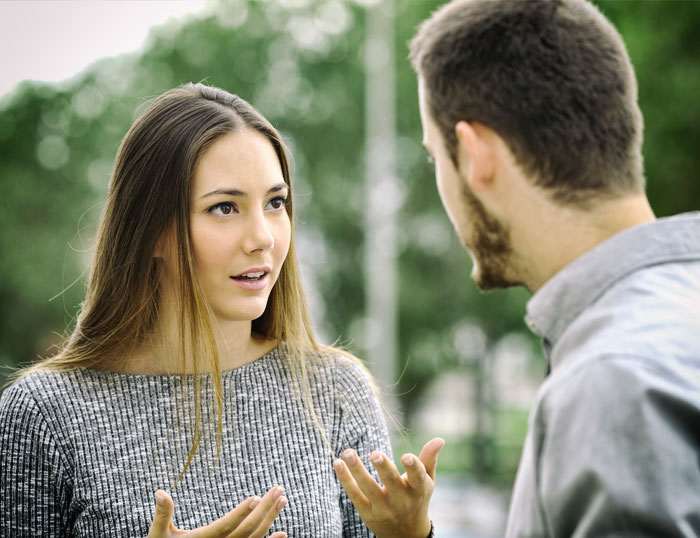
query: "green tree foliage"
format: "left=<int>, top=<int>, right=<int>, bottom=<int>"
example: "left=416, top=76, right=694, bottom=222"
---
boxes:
left=596, top=0, right=700, bottom=217
left=1, top=0, right=699, bottom=481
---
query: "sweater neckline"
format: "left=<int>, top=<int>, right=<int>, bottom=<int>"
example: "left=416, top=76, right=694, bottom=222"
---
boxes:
left=77, top=345, right=281, bottom=381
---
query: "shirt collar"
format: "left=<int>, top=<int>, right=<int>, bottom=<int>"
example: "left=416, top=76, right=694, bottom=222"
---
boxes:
left=525, top=212, right=700, bottom=352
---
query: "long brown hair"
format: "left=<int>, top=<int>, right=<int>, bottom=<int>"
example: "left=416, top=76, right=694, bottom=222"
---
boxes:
left=20, top=83, right=351, bottom=481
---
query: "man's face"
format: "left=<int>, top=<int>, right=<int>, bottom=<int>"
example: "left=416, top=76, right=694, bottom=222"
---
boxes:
left=418, top=78, right=516, bottom=290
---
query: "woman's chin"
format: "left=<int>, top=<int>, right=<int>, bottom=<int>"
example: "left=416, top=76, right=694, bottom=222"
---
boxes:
left=211, top=305, right=268, bottom=324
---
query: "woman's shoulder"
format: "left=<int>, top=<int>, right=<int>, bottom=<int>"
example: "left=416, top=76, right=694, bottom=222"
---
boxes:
left=15, top=366, right=92, bottom=389
left=1, top=370, right=71, bottom=410
left=309, top=347, right=390, bottom=445
left=303, top=345, right=378, bottom=398
left=0, top=370, right=73, bottom=437
left=0, top=367, right=106, bottom=418
left=0, top=370, right=79, bottom=483
left=308, top=345, right=369, bottom=375
left=4, top=368, right=63, bottom=395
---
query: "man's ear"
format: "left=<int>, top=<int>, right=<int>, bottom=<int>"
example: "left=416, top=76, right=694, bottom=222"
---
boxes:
left=455, top=120, right=496, bottom=193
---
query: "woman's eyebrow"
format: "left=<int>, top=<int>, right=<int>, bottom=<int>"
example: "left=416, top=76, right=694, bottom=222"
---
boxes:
left=199, top=183, right=288, bottom=199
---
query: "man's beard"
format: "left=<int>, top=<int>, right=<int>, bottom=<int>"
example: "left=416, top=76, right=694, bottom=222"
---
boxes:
left=460, top=183, right=519, bottom=290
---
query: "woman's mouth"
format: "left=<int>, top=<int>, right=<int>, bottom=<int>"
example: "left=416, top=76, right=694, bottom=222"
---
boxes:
left=230, top=270, right=269, bottom=291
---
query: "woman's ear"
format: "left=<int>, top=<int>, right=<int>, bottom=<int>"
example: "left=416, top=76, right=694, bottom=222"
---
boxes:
left=455, top=120, right=496, bottom=193
left=154, top=225, right=174, bottom=260
left=153, top=237, right=164, bottom=259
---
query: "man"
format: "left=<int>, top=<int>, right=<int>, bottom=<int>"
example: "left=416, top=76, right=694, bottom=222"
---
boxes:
left=337, top=0, right=700, bottom=535
left=407, top=0, right=700, bottom=536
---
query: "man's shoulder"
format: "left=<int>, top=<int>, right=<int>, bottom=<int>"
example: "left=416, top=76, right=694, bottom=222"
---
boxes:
left=538, top=350, right=700, bottom=436
left=520, top=350, right=700, bottom=538
left=552, top=255, right=700, bottom=371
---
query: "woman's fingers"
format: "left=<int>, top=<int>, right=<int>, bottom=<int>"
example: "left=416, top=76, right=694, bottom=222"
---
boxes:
left=333, top=443, right=444, bottom=538
left=195, top=486, right=286, bottom=537
left=200, top=495, right=262, bottom=537
left=230, top=486, right=287, bottom=537
left=400, top=453, right=429, bottom=491
left=147, top=487, right=287, bottom=538
left=333, top=458, right=371, bottom=509
left=147, top=490, right=175, bottom=537
left=248, top=486, right=288, bottom=538
left=369, top=451, right=403, bottom=490
left=417, top=437, right=445, bottom=481
left=341, top=449, right=385, bottom=502
left=194, top=495, right=259, bottom=536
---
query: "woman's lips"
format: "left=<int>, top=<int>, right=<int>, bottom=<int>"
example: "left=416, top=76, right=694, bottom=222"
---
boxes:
left=230, top=272, right=269, bottom=291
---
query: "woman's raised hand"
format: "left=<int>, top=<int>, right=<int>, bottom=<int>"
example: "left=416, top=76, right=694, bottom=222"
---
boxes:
left=147, top=486, right=288, bottom=538
left=333, top=437, right=444, bottom=538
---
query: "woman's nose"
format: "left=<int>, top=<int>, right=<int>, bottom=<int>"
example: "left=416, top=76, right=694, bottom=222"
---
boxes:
left=242, top=210, right=274, bottom=254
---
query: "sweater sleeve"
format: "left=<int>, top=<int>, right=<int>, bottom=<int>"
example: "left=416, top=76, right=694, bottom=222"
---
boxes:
left=0, top=383, right=73, bottom=537
left=331, top=357, right=393, bottom=538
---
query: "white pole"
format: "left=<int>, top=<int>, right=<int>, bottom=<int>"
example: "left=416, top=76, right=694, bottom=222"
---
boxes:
left=364, top=0, right=400, bottom=423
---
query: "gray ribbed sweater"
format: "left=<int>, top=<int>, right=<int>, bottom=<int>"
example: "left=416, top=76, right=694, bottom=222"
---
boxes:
left=0, top=348, right=391, bottom=537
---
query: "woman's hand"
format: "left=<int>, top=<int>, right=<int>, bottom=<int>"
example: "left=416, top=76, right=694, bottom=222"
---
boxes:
left=147, top=485, right=288, bottom=537
left=333, top=438, right=444, bottom=538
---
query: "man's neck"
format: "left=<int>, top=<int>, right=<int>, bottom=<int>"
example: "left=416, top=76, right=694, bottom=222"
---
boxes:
left=519, top=193, right=656, bottom=293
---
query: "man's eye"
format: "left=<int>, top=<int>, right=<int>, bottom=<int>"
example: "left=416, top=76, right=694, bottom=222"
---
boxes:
left=427, top=155, right=435, bottom=165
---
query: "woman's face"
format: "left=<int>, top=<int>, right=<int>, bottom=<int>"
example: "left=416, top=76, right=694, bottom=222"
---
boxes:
left=186, top=128, right=291, bottom=324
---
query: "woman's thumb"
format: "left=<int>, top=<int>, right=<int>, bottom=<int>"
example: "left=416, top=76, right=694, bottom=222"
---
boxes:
left=148, top=490, right=174, bottom=536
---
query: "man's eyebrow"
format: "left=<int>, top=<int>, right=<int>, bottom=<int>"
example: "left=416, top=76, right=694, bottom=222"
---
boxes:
left=200, top=183, right=288, bottom=199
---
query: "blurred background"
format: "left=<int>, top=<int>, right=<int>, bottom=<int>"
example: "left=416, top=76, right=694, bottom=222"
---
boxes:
left=1, top=1, right=699, bottom=536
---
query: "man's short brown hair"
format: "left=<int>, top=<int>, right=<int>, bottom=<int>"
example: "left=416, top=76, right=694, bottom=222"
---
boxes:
left=410, top=0, right=645, bottom=205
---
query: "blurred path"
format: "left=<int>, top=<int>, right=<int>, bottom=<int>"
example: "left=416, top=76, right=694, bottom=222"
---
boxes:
left=430, top=475, right=508, bottom=538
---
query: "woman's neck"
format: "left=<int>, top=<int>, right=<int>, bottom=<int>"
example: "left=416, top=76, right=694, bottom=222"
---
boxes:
left=104, top=315, right=277, bottom=375
left=216, top=323, right=278, bottom=371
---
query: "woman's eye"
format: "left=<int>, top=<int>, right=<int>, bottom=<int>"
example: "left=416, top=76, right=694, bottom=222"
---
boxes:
left=267, top=196, right=288, bottom=210
left=209, top=202, right=237, bottom=216
left=427, top=154, right=435, bottom=165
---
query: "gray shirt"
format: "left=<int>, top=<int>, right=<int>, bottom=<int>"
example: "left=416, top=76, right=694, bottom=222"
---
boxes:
left=0, top=347, right=391, bottom=537
left=506, top=213, right=700, bottom=537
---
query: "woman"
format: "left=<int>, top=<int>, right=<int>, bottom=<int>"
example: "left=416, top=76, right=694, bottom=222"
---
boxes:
left=0, top=83, right=440, bottom=537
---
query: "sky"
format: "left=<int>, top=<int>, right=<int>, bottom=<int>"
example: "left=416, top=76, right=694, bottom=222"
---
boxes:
left=0, top=0, right=207, bottom=97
